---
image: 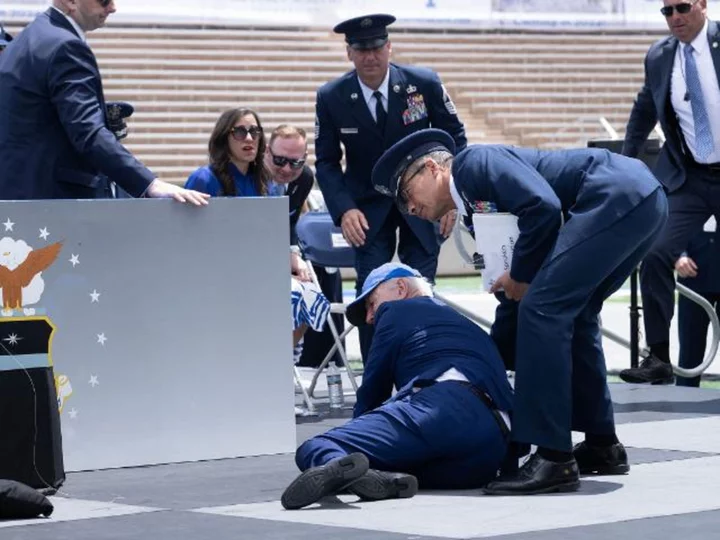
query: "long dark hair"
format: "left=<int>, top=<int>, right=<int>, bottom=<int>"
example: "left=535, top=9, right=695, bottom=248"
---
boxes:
left=208, top=108, right=269, bottom=196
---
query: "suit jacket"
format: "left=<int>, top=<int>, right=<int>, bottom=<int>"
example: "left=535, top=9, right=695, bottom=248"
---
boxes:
left=0, top=9, right=155, bottom=200
left=354, top=296, right=513, bottom=418
left=285, top=166, right=314, bottom=246
left=452, top=146, right=663, bottom=284
left=622, top=20, right=720, bottom=193
left=314, top=63, right=467, bottom=253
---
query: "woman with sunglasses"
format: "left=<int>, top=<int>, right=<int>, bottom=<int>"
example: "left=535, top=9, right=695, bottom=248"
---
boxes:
left=185, top=108, right=271, bottom=197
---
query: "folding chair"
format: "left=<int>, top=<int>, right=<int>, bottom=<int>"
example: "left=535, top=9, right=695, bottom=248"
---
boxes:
left=295, top=211, right=360, bottom=399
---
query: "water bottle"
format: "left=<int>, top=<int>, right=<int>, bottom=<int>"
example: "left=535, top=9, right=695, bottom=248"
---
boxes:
left=326, top=362, right=344, bottom=409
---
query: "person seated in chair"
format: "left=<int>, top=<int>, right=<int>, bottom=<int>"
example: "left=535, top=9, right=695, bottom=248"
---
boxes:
left=281, top=262, right=513, bottom=510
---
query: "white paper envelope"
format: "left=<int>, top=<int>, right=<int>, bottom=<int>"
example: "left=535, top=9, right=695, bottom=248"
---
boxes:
left=472, top=213, right=520, bottom=292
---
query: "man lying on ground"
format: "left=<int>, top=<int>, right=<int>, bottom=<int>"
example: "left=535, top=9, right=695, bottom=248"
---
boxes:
left=281, top=262, right=513, bottom=510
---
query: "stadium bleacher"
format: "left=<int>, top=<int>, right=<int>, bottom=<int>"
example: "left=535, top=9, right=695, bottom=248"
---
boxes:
left=4, top=22, right=667, bottom=185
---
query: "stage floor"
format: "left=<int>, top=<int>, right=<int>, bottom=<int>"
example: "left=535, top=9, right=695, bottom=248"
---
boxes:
left=4, top=383, right=720, bottom=540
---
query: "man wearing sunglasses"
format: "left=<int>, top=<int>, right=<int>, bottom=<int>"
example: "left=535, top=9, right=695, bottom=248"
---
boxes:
left=371, top=128, right=668, bottom=495
left=620, top=0, right=720, bottom=384
left=0, top=0, right=208, bottom=205
left=264, top=124, right=348, bottom=370
left=315, top=14, right=467, bottom=363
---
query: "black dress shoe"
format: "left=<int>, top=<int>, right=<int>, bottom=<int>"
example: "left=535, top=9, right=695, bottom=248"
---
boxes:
left=573, top=441, right=629, bottom=475
left=281, top=453, right=369, bottom=510
left=483, top=453, right=579, bottom=495
left=619, top=355, right=674, bottom=385
left=349, top=469, right=418, bottom=501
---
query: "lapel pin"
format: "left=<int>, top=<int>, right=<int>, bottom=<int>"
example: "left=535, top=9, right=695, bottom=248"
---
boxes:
left=406, top=84, right=417, bottom=94
left=350, top=93, right=358, bottom=100
left=393, top=84, right=401, bottom=93
left=714, top=42, right=718, bottom=49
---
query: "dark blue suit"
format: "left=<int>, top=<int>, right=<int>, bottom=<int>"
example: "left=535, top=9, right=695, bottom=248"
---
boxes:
left=0, top=9, right=155, bottom=200
left=623, top=20, right=720, bottom=349
left=295, top=297, right=512, bottom=489
left=452, top=146, right=668, bottom=451
left=677, top=230, right=720, bottom=387
left=314, top=63, right=466, bottom=359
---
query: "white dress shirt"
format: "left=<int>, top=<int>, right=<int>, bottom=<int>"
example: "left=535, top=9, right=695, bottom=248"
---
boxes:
left=449, top=175, right=468, bottom=217
left=358, top=70, right=390, bottom=122
left=670, top=19, right=720, bottom=163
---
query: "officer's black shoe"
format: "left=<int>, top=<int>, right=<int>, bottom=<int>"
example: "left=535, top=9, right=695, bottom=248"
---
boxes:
left=483, top=453, right=580, bottom=495
left=619, top=355, right=675, bottom=385
left=573, top=441, right=630, bottom=475
left=349, top=469, right=418, bottom=501
left=281, top=453, right=369, bottom=510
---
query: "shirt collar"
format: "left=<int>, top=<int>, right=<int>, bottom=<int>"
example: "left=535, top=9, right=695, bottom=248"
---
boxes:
left=449, top=174, right=467, bottom=217
left=52, top=6, right=86, bottom=42
left=687, top=18, right=710, bottom=55
left=357, top=69, right=390, bottom=106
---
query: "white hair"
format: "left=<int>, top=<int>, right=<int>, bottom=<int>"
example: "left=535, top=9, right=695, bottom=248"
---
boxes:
left=406, top=276, right=434, bottom=297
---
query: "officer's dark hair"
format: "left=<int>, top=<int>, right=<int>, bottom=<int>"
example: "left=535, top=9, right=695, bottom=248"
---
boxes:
left=208, top=108, right=270, bottom=196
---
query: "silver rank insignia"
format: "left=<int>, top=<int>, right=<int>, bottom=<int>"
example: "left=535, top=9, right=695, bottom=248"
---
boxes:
left=441, top=84, right=457, bottom=115
left=393, top=84, right=401, bottom=93
left=350, top=92, right=358, bottom=100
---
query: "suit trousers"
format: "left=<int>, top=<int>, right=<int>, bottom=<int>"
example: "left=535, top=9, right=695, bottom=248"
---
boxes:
left=355, top=206, right=439, bottom=362
left=295, top=381, right=507, bottom=489
left=677, top=292, right=720, bottom=387
left=640, top=170, right=720, bottom=346
left=512, top=189, right=668, bottom=451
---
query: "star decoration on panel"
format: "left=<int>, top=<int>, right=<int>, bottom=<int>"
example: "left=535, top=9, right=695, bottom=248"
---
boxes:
left=90, top=289, right=100, bottom=303
left=2, top=332, right=22, bottom=346
left=97, top=332, right=107, bottom=346
left=69, top=254, right=80, bottom=267
left=39, top=227, right=50, bottom=240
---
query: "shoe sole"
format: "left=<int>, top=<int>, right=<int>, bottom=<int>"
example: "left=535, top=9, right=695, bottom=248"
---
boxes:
left=350, top=471, right=419, bottom=501
left=281, top=453, right=369, bottom=510
left=483, top=480, right=580, bottom=496
left=579, top=464, right=630, bottom=475
left=619, top=375, right=675, bottom=385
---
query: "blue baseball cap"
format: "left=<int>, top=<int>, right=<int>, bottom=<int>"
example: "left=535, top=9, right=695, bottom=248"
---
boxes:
left=372, top=128, right=456, bottom=203
left=346, top=262, right=421, bottom=326
left=333, top=14, right=396, bottom=50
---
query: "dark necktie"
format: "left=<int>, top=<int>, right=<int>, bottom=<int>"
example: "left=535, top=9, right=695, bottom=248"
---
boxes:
left=373, top=90, right=387, bottom=132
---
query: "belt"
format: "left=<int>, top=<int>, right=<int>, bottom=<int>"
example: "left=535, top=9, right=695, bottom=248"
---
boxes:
left=455, top=381, right=511, bottom=439
left=686, top=160, right=720, bottom=175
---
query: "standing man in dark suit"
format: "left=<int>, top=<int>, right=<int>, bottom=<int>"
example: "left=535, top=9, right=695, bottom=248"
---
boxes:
left=314, top=13, right=467, bottom=361
left=675, top=220, right=720, bottom=387
left=372, top=129, right=667, bottom=495
left=620, top=0, right=720, bottom=384
left=0, top=1, right=208, bottom=205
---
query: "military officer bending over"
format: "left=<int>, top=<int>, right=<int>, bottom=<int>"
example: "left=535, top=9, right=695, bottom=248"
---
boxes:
left=371, top=129, right=668, bottom=495
left=281, top=262, right=513, bottom=510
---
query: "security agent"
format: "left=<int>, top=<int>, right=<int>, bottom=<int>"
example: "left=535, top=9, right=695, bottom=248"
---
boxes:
left=620, top=0, right=720, bottom=384
left=372, top=129, right=668, bottom=495
left=281, top=262, right=512, bottom=510
left=314, top=13, right=467, bottom=363
left=675, top=221, right=720, bottom=387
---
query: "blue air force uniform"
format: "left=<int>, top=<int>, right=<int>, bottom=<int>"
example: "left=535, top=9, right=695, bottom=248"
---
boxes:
left=296, top=264, right=512, bottom=489
left=314, top=14, right=466, bottom=360
left=677, top=226, right=720, bottom=387
left=372, top=130, right=669, bottom=454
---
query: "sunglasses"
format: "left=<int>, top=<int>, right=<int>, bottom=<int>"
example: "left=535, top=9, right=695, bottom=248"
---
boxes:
left=396, top=163, right=427, bottom=215
left=660, top=1, right=697, bottom=17
left=230, top=125, right=263, bottom=141
left=269, top=150, right=306, bottom=170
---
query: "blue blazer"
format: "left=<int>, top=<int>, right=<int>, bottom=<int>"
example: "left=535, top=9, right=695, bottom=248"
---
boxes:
left=622, top=20, right=720, bottom=193
left=354, top=296, right=513, bottom=418
left=315, top=63, right=467, bottom=253
left=0, top=9, right=155, bottom=200
left=452, top=146, right=663, bottom=284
